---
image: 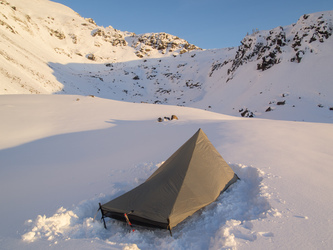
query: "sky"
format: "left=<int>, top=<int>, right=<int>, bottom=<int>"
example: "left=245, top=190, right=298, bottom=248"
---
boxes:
left=53, top=0, right=333, bottom=49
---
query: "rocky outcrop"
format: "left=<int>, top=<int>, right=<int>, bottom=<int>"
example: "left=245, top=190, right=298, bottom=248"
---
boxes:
left=131, top=32, right=201, bottom=58
left=209, top=12, right=333, bottom=82
left=91, top=27, right=127, bottom=46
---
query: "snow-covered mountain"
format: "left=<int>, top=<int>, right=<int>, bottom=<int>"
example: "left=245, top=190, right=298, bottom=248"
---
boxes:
left=0, top=0, right=200, bottom=93
left=1, top=0, right=332, bottom=122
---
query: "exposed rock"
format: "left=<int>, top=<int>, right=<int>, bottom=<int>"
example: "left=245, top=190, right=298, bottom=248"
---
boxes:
left=131, top=32, right=200, bottom=57
left=91, top=27, right=127, bottom=46
left=171, top=115, right=178, bottom=120
left=291, top=50, right=304, bottom=63
left=185, top=80, right=201, bottom=89
left=86, top=53, right=95, bottom=60
left=69, top=33, right=77, bottom=44
left=265, top=107, right=272, bottom=112
left=48, top=28, right=65, bottom=40
left=85, top=18, right=96, bottom=25
left=0, top=20, right=17, bottom=34
left=91, top=28, right=104, bottom=37
left=225, top=13, right=332, bottom=80
left=209, top=60, right=230, bottom=77
left=240, top=108, right=254, bottom=117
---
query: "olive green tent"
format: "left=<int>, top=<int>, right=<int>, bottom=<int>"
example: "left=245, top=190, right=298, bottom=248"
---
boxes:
left=100, top=128, right=238, bottom=233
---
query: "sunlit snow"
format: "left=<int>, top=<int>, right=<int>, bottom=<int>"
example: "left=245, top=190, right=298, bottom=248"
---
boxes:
left=0, top=0, right=333, bottom=249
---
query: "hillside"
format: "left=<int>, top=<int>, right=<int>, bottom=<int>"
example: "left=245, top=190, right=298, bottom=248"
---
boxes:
left=0, top=0, right=332, bottom=122
left=0, top=0, right=199, bottom=93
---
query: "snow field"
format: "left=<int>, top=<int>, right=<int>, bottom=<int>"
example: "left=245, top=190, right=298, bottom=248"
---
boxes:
left=0, top=1, right=332, bottom=248
left=21, top=163, right=274, bottom=250
left=1, top=95, right=332, bottom=249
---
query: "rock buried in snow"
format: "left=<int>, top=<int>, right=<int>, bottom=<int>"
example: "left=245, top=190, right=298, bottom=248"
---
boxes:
left=277, top=100, right=286, bottom=105
left=86, top=53, right=95, bottom=61
left=239, top=109, right=254, bottom=117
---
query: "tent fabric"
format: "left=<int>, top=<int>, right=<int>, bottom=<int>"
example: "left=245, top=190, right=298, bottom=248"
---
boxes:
left=100, top=128, right=238, bottom=230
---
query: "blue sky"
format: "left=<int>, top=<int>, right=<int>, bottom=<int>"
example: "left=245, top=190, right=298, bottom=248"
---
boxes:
left=53, top=0, right=333, bottom=49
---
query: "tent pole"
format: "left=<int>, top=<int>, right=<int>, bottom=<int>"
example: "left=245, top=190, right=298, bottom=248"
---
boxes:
left=99, top=203, right=107, bottom=229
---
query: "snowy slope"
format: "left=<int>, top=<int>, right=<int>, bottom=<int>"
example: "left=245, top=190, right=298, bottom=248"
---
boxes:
left=1, top=0, right=332, bottom=122
left=0, top=0, right=199, bottom=94
left=0, top=95, right=332, bottom=249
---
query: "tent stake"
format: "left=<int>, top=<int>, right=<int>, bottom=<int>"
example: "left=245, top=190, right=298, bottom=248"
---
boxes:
left=124, top=213, right=135, bottom=232
left=167, top=219, right=172, bottom=236
left=99, top=203, right=107, bottom=229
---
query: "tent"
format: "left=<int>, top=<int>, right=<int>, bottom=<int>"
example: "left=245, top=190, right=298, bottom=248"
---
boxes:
left=99, top=128, right=238, bottom=233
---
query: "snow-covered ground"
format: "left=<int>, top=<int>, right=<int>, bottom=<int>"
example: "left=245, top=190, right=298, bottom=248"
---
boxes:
left=1, top=0, right=333, bottom=249
left=1, top=95, right=332, bottom=249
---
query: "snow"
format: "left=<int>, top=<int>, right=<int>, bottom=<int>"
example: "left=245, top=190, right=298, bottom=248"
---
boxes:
left=20, top=164, right=269, bottom=249
left=2, top=0, right=332, bottom=122
left=1, top=0, right=333, bottom=249
left=1, top=95, right=333, bottom=249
